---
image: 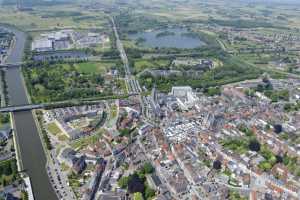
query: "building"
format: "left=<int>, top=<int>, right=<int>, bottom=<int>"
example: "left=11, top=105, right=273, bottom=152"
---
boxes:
left=98, top=191, right=127, bottom=200
left=0, top=125, right=12, bottom=143
left=147, top=174, right=162, bottom=191
left=138, top=124, right=153, bottom=135
left=32, top=30, right=72, bottom=52
left=58, top=147, right=77, bottom=167
left=169, top=86, right=199, bottom=110
left=168, top=173, right=188, bottom=196
left=271, top=163, right=288, bottom=183
left=83, top=158, right=106, bottom=200
left=170, top=86, right=193, bottom=98
left=31, top=38, right=53, bottom=52
left=72, top=155, right=86, bottom=174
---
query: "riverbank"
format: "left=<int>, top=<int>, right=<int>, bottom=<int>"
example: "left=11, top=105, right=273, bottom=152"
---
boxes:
left=10, top=112, right=34, bottom=200
left=3, top=26, right=58, bottom=200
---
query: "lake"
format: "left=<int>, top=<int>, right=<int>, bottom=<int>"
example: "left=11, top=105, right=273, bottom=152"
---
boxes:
left=128, top=28, right=206, bottom=49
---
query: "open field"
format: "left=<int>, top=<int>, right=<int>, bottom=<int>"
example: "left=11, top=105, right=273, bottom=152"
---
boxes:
left=0, top=4, right=109, bottom=31
left=122, top=39, right=139, bottom=49
left=74, top=61, right=115, bottom=74
left=70, top=130, right=103, bottom=150
left=133, top=58, right=171, bottom=74
left=46, top=122, right=62, bottom=136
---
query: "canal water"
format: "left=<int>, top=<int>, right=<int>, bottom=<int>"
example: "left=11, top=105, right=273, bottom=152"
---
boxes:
left=4, top=26, right=58, bottom=200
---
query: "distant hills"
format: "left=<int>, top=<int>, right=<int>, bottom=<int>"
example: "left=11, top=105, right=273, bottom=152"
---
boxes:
left=1, top=0, right=73, bottom=7
left=239, top=0, right=300, bottom=5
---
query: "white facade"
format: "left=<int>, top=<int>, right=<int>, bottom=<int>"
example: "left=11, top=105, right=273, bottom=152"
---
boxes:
left=31, top=39, right=52, bottom=52
left=171, top=86, right=193, bottom=98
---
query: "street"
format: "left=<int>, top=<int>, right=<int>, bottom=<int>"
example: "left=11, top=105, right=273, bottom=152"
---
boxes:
left=110, top=16, right=142, bottom=94
left=47, top=151, right=77, bottom=200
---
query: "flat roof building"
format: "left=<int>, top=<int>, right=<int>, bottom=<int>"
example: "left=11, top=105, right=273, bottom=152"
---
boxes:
left=170, top=86, right=193, bottom=98
left=31, top=39, right=53, bottom=52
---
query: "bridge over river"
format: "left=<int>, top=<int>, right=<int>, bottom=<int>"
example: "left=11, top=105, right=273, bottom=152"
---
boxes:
left=0, top=104, right=44, bottom=113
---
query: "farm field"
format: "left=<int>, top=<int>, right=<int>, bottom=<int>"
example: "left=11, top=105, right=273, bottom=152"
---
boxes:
left=0, top=4, right=108, bottom=31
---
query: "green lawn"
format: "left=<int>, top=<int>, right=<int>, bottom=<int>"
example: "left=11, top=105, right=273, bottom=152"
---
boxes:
left=110, top=105, right=118, bottom=119
left=123, top=39, right=139, bottom=49
left=106, top=103, right=119, bottom=128
left=133, top=59, right=170, bottom=74
left=46, top=122, right=62, bottom=136
left=93, top=42, right=112, bottom=53
left=74, top=62, right=114, bottom=74
left=70, top=130, right=103, bottom=150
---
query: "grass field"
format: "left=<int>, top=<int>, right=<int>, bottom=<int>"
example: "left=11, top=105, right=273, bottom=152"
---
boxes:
left=93, top=42, right=112, bottom=53
left=105, top=102, right=119, bottom=128
left=110, top=105, right=118, bottom=119
left=133, top=59, right=170, bottom=74
left=0, top=5, right=108, bottom=31
left=57, top=135, right=69, bottom=141
left=123, top=39, right=139, bottom=49
left=74, top=62, right=115, bottom=74
left=46, top=122, right=69, bottom=141
left=70, top=130, right=103, bottom=150
left=46, top=122, right=62, bottom=136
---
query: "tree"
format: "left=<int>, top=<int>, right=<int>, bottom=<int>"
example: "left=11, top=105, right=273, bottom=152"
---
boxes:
left=276, top=155, right=283, bottom=163
left=206, top=87, right=221, bottom=96
left=256, top=84, right=264, bottom=92
left=264, top=80, right=273, bottom=90
left=245, top=89, right=255, bottom=97
left=128, top=174, right=145, bottom=194
left=118, top=176, right=129, bottom=189
left=142, top=163, right=154, bottom=174
left=3, top=163, right=12, bottom=175
left=273, top=124, right=282, bottom=134
left=133, top=192, right=144, bottom=200
left=283, top=153, right=291, bottom=166
left=10, top=159, right=17, bottom=175
left=213, top=160, right=222, bottom=170
left=248, top=139, right=260, bottom=152
left=21, top=191, right=29, bottom=200
left=258, top=161, right=272, bottom=171
left=145, top=185, right=156, bottom=199
left=119, top=128, right=131, bottom=137
left=2, top=179, right=7, bottom=187
left=265, top=124, right=271, bottom=130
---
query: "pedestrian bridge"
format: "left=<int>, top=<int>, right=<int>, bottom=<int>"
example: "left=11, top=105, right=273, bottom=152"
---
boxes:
left=0, top=104, right=44, bottom=112
left=0, top=63, right=24, bottom=68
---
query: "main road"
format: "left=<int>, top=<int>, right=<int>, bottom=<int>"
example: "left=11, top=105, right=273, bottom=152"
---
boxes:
left=4, top=26, right=58, bottom=200
left=110, top=17, right=142, bottom=94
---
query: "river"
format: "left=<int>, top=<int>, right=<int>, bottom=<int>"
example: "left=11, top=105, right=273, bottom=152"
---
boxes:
left=4, top=26, right=58, bottom=200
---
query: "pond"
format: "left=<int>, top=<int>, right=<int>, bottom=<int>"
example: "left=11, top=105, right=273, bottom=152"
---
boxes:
left=128, top=28, right=206, bottom=49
